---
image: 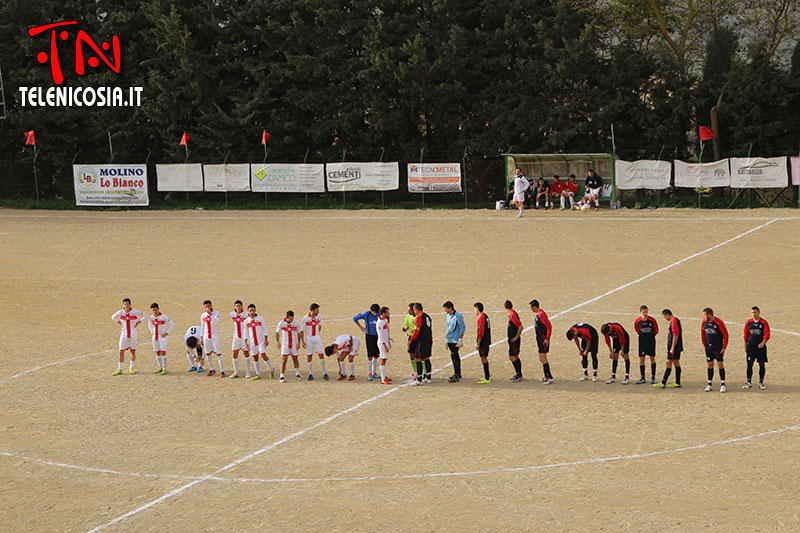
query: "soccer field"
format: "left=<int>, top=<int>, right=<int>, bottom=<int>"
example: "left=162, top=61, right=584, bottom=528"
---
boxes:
left=1, top=208, right=799, bottom=532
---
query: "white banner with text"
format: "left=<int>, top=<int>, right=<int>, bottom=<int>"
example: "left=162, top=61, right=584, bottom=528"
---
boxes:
left=251, top=163, right=325, bottom=193
left=407, top=163, right=462, bottom=192
left=673, top=159, right=730, bottom=188
left=74, top=164, right=148, bottom=206
left=729, top=157, right=788, bottom=188
left=156, top=164, right=204, bottom=192
left=326, top=162, right=399, bottom=191
left=203, top=164, right=251, bottom=192
left=615, top=159, right=671, bottom=190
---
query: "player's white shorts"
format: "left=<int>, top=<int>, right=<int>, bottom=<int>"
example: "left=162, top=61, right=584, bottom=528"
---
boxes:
left=512, top=192, right=525, bottom=203
left=250, top=342, right=266, bottom=356
left=231, top=337, right=249, bottom=351
left=204, top=336, right=222, bottom=354
left=119, top=335, right=138, bottom=351
left=586, top=187, right=602, bottom=199
left=282, top=346, right=299, bottom=357
left=342, top=337, right=361, bottom=356
left=306, top=336, right=324, bottom=355
left=379, top=343, right=390, bottom=359
left=562, top=190, right=574, bottom=197
left=152, top=336, right=168, bottom=352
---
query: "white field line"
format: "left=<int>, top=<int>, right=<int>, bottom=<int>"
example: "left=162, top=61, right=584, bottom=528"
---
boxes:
left=5, top=424, right=798, bottom=485
left=0, top=349, right=114, bottom=386
left=1, top=213, right=799, bottom=223
left=85, top=218, right=780, bottom=532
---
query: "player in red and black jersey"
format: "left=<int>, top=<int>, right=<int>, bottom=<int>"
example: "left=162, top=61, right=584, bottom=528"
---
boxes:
left=566, top=323, right=599, bottom=381
left=505, top=300, right=524, bottom=381
left=474, top=302, right=492, bottom=384
left=654, top=309, right=683, bottom=388
left=408, top=302, right=433, bottom=385
left=634, top=305, right=659, bottom=384
left=600, top=322, right=631, bottom=384
left=529, top=300, right=554, bottom=384
left=743, top=306, right=770, bottom=390
left=701, top=307, right=729, bottom=392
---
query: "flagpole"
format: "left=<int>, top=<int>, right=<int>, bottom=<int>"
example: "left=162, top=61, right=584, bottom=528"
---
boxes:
left=33, top=146, right=40, bottom=207
left=107, top=130, right=114, bottom=163
left=262, top=131, right=269, bottom=208
left=379, top=147, right=385, bottom=209
left=341, top=148, right=347, bottom=207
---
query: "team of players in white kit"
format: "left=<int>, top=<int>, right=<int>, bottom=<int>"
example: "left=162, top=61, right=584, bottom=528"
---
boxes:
left=111, top=298, right=393, bottom=384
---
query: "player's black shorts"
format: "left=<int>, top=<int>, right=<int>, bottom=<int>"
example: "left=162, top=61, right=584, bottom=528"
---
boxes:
left=415, top=340, right=432, bottom=359
left=667, top=349, right=681, bottom=361
left=508, top=338, right=521, bottom=356
left=365, top=334, right=379, bottom=358
left=407, top=338, right=418, bottom=355
left=746, top=345, right=768, bottom=363
left=705, top=345, right=724, bottom=362
left=536, top=334, right=549, bottom=354
left=478, top=343, right=490, bottom=358
left=611, top=332, right=630, bottom=355
left=638, top=340, right=656, bottom=357
left=580, top=338, right=598, bottom=356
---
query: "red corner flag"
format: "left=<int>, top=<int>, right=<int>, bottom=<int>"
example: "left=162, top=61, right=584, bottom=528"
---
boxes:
left=179, top=131, right=191, bottom=145
left=699, top=126, right=715, bottom=141
left=24, top=130, right=36, bottom=146
left=261, top=130, right=271, bottom=145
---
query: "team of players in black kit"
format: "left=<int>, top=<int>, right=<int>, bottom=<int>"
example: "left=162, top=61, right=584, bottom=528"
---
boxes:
left=430, top=300, right=771, bottom=392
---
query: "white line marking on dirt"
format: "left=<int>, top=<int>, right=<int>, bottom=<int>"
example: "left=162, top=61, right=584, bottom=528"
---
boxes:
left=0, top=349, right=113, bottom=386
left=5, top=424, right=797, bottom=485
left=86, top=218, right=781, bottom=532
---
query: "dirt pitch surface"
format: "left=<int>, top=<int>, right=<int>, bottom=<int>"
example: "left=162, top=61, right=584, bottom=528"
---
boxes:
left=1, top=208, right=799, bottom=532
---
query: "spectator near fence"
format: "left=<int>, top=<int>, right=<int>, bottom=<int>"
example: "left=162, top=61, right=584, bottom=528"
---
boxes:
left=585, top=169, right=604, bottom=211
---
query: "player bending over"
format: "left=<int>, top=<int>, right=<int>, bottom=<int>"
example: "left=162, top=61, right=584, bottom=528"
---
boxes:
left=566, top=323, right=599, bottom=381
left=654, top=309, right=682, bottom=388
left=302, top=303, right=327, bottom=380
left=701, top=307, right=729, bottom=393
left=743, top=306, right=770, bottom=390
left=148, top=303, right=174, bottom=374
left=475, top=302, right=492, bottom=384
left=184, top=325, right=205, bottom=373
left=244, top=304, right=273, bottom=379
left=111, top=298, right=146, bottom=375
left=634, top=305, right=658, bottom=384
left=201, top=300, right=225, bottom=377
left=276, top=311, right=301, bottom=382
left=325, top=334, right=361, bottom=381
left=376, top=306, right=392, bottom=384
left=601, top=322, right=632, bottom=384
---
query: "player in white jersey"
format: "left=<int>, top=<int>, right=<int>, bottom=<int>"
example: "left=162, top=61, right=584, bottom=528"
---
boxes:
left=148, top=303, right=174, bottom=374
left=229, top=300, right=251, bottom=378
left=111, top=298, right=146, bottom=375
left=276, top=310, right=301, bottom=382
left=301, top=303, right=327, bottom=381
left=244, top=303, right=274, bottom=379
left=201, top=299, right=225, bottom=377
left=184, top=325, right=205, bottom=372
left=324, top=334, right=361, bottom=381
left=376, top=306, right=392, bottom=384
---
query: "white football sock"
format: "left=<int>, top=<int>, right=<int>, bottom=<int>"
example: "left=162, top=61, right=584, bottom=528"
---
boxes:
left=155, top=355, right=161, bottom=369
left=245, top=356, right=251, bottom=376
left=319, top=359, right=326, bottom=374
left=307, top=361, right=314, bottom=375
left=129, top=360, right=135, bottom=370
left=254, top=360, right=261, bottom=375
left=339, top=361, right=346, bottom=374
left=294, top=368, right=300, bottom=377
left=265, top=359, right=273, bottom=371
left=380, top=364, right=386, bottom=380
left=187, top=352, right=195, bottom=366
left=233, top=358, right=240, bottom=374
left=569, top=197, right=575, bottom=208
left=118, top=362, right=123, bottom=370
left=161, top=356, right=167, bottom=369
left=349, top=362, right=355, bottom=376
left=208, top=357, right=215, bottom=371
left=217, top=355, right=225, bottom=373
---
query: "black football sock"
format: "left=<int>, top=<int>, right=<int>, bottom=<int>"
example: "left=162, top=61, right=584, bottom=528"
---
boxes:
left=624, top=359, right=630, bottom=377
left=707, top=367, right=714, bottom=383
left=651, top=362, right=657, bottom=379
left=424, top=359, right=432, bottom=379
left=719, top=368, right=726, bottom=383
left=543, top=362, right=552, bottom=379
left=483, top=362, right=491, bottom=379
left=512, top=358, right=522, bottom=376
left=416, top=361, right=423, bottom=382
left=746, top=359, right=754, bottom=382
left=661, top=367, right=671, bottom=385
left=639, top=364, right=646, bottom=380
left=611, top=359, right=618, bottom=377
left=675, top=366, right=681, bottom=385
left=591, top=354, right=598, bottom=373
left=452, top=349, right=461, bottom=377
left=758, top=362, right=765, bottom=383
left=581, top=356, right=588, bottom=374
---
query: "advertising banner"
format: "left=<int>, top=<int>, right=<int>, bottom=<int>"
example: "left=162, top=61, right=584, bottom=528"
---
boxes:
left=250, top=163, right=325, bottom=193
left=73, top=164, right=148, bottom=206
left=326, top=162, right=399, bottom=191
left=407, top=163, right=462, bottom=193
left=156, top=164, right=204, bottom=191
left=615, top=159, right=671, bottom=190
left=729, top=157, right=788, bottom=188
left=203, top=163, right=251, bottom=192
left=673, top=159, right=730, bottom=188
